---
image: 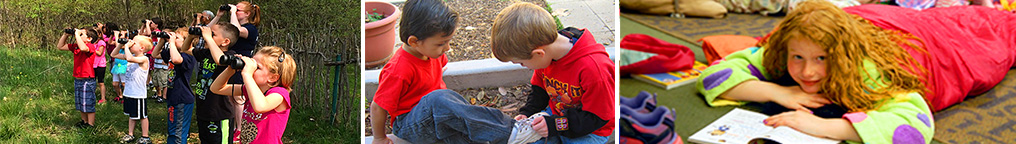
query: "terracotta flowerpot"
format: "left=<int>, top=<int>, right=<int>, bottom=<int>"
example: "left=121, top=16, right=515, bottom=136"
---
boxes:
left=364, top=1, right=401, bottom=67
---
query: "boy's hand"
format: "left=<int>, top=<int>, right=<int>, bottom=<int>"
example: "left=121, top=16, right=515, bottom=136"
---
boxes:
left=200, top=26, right=213, bottom=38
left=513, top=115, right=528, bottom=121
left=531, top=115, right=549, bottom=137
left=372, top=136, right=392, bottom=144
left=63, top=27, right=73, bottom=36
left=769, top=85, right=830, bottom=113
left=76, top=29, right=86, bottom=37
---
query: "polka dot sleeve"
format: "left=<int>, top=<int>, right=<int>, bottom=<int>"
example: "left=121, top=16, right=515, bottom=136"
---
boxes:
left=842, top=92, right=934, bottom=144
left=696, top=47, right=771, bottom=107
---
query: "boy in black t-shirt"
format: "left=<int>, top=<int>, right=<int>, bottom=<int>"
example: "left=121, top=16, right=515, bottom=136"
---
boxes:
left=185, top=21, right=243, bottom=144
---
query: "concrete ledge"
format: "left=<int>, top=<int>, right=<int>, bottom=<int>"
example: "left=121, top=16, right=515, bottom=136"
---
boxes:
left=364, top=58, right=534, bottom=101
left=365, top=47, right=615, bottom=101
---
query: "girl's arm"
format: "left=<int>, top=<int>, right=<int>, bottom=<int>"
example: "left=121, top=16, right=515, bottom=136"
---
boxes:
left=696, top=47, right=828, bottom=111
left=210, top=65, right=243, bottom=96
left=227, top=5, right=250, bottom=38
left=766, top=92, right=933, bottom=143
left=242, top=76, right=285, bottom=113
left=209, top=7, right=225, bottom=28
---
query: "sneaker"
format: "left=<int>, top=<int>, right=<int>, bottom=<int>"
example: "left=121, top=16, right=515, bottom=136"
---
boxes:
left=113, top=97, right=123, bottom=103
left=508, top=112, right=548, bottom=144
left=98, top=99, right=106, bottom=104
left=233, top=132, right=241, bottom=143
left=135, top=137, right=151, bottom=144
left=620, top=91, right=658, bottom=113
left=75, top=121, right=88, bottom=128
left=156, top=97, right=165, bottom=103
left=619, top=106, right=680, bottom=144
left=119, top=135, right=135, bottom=143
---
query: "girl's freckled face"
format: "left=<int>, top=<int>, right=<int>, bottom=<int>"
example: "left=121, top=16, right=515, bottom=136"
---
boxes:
left=786, top=37, right=828, bottom=94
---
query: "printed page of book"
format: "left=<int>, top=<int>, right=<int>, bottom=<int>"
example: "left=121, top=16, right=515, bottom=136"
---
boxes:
left=752, top=126, right=840, bottom=144
left=689, top=108, right=774, bottom=144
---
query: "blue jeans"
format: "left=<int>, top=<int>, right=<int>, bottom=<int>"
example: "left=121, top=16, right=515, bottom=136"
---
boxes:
left=167, top=103, right=193, bottom=144
left=393, top=89, right=515, bottom=144
left=532, top=108, right=610, bottom=144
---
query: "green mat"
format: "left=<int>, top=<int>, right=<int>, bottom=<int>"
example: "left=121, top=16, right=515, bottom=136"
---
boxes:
left=621, top=69, right=1016, bottom=143
left=619, top=12, right=783, bottom=46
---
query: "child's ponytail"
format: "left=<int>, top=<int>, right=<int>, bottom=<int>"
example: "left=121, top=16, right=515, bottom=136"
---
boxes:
left=239, top=1, right=262, bottom=26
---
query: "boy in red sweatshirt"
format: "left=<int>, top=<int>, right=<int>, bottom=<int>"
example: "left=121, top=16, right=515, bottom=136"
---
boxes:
left=491, top=2, right=616, bottom=143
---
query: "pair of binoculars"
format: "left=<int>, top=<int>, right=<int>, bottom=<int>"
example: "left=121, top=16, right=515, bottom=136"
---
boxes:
left=117, top=38, right=130, bottom=44
left=219, top=55, right=246, bottom=69
left=152, top=31, right=171, bottom=38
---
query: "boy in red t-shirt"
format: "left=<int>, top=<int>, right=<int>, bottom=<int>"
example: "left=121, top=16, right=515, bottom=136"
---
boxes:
left=57, top=28, right=102, bottom=128
left=369, top=0, right=515, bottom=143
left=491, top=2, right=616, bottom=143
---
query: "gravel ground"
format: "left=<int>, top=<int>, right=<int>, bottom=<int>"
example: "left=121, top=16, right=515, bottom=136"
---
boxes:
left=367, top=0, right=547, bottom=70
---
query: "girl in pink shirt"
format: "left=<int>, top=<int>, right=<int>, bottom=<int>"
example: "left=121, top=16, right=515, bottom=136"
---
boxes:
left=210, top=46, right=296, bottom=144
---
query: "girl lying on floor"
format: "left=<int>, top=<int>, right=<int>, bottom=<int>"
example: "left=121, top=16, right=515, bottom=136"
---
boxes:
left=696, top=0, right=1016, bottom=143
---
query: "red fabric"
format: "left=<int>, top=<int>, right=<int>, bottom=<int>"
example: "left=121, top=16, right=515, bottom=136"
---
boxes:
left=532, top=29, right=615, bottom=136
left=373, top=47, right=448, bottom=123
left=698, top=35, right=759, bottom=64
left=619, top=34, right=696, bottom=75
left=845, top=5, right=1016, bottom=111
left=68, top=43, right=97, bottom=78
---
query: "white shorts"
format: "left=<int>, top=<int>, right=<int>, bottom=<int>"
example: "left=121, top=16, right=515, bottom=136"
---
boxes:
left=112, top=73, right=128, bottom=83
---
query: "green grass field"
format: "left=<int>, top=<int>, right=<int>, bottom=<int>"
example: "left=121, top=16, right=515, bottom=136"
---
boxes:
left=0, top=46, right=356, bottom=143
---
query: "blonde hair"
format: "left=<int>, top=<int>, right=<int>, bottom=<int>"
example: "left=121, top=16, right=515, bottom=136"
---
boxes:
left=760, top=0, right=929, bottom=112
left=255, top=46, right=296, bottom=91
left=491, top=2, right=558, bottom=62
left=237, top=1, right=261, bottom=26
left=133, top=36, right=154, bottom=53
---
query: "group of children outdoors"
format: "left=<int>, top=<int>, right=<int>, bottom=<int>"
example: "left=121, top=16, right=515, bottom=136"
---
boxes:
left=57, top=1, right=296, bottom=144
left=369, top=0, right=616, bottom=143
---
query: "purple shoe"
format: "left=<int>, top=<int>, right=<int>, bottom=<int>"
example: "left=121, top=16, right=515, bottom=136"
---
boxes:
left=620, top=106, right=680, bottom=144
left=621, top=91, right=658, bottom=113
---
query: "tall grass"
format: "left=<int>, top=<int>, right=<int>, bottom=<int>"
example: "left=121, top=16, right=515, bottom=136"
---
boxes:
left=0, top=45, right=355, bottom=143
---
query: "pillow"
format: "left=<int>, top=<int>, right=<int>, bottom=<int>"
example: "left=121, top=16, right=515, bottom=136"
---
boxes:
left=620, top=0, right=678, bottom=15
left=698, top=35, right=758, bottom=64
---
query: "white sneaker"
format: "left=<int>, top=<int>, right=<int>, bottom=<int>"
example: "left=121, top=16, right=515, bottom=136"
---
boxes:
left=508, top=112, right=548, bottom=144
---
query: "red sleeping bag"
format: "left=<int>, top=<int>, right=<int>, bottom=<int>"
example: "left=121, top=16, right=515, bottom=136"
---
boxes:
left=844, top=5, right=1016, bottom=111
left=620, top=34, right=697, bottom=76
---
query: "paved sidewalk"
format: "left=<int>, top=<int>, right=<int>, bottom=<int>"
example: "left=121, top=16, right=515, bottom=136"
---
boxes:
left=547, top=0, right=618, bottom=47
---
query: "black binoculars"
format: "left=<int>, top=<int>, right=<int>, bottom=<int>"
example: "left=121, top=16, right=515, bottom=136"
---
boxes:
left=188, top=27, right=203, bottom=35
left=219, top=55, right=246, bottom=69
left=63, top=29, right=75, bottom=34
left=219, top=5, right=231, bottom=11
left=117, top=38, right=130, bottom=44
left=152, top=31, right=170, bottom=38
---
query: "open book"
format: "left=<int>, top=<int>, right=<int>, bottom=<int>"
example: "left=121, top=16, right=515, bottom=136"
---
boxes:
left=689, top=108, right=840, bottom=144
